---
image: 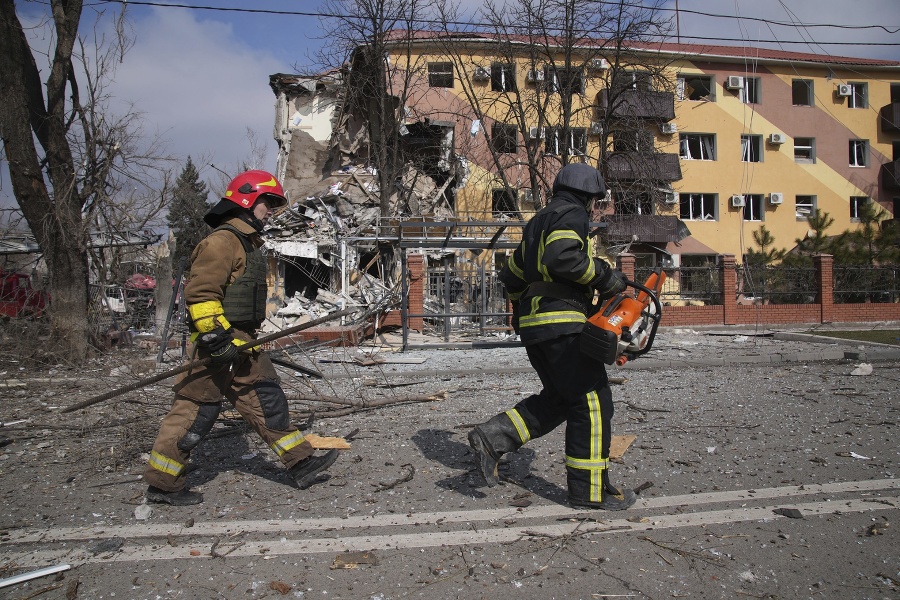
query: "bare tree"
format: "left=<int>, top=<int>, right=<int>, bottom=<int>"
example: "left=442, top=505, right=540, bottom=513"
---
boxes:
left=0, top=2, right=170, bottom=359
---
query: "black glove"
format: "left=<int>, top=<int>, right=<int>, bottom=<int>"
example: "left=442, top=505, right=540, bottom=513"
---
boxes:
left=594, top=268, right=628, bottom=301
left=197, top=326, right=240, bottom=364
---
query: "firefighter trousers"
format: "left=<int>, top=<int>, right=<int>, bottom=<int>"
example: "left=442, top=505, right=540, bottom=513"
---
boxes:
left=144, top=338, right=313, bottom=492
left=504, top=333, right=614, bottom=503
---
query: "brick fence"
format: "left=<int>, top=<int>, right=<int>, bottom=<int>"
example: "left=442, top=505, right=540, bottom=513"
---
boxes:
left=616, top=253, right=900, bottom=326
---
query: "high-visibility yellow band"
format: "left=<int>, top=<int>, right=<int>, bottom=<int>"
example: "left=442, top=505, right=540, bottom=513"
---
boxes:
left=187, top=300, right=232, bottom=333
left=504, top=409, right=531, bottom=444
left=565, top=456, right=609, bottom=470
left=271, top=430, right=306, bottom=456
left=148, top=450, right=185, bottom=477
left=519, top=310, right=587, bottom=328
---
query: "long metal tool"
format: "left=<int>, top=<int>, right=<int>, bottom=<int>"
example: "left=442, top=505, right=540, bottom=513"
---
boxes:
left=61, top=307, right=357, bottom=413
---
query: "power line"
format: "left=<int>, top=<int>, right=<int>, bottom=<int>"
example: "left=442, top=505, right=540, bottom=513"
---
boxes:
left=92, top=0, right=900, bottom=44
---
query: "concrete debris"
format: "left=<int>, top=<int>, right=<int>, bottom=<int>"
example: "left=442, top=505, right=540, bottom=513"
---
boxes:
left=850, top=363, right=873, bottom=376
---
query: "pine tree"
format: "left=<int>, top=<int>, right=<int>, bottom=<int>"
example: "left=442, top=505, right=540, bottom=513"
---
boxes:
left=167, top=157, right=212, bottom=267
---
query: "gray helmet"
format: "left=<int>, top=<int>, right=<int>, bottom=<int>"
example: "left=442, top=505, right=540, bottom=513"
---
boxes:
left=552, top=163, right=607, bottom=202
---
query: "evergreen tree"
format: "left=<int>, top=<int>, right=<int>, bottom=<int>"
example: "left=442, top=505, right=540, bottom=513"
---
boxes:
left=783, top=209, right=835, bottom=267
left=167, top=157, right=212, bottom=267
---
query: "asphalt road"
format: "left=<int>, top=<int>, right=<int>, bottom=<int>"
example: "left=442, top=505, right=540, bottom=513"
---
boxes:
left=1, top=327, right=898, bottom=599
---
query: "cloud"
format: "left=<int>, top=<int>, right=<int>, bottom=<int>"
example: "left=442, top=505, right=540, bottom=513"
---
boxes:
left=109, top=7, right=290, bottom=177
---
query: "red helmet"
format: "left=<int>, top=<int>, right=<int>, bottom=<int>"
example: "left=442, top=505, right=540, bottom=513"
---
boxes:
left=223, top=170, right=287, bottom=210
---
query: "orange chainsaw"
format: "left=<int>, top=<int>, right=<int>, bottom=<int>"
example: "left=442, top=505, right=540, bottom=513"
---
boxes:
left=581, top=269, right=666, bottom=366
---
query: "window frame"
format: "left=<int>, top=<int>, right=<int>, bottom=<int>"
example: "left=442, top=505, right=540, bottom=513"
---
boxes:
left=740, top=77, right=761, bottom=104
left=795, top=195, right=816, bottom=221
left=546, top=65, right=585, bottom=96
left=491, top=63, right=517, bottom=93
left=741, top=194, right=765, bottom=222
left=679, top=193, right=718, bottom=221
left=794, top=137, right=816, bottom=163
left=791, top=79, right=814, bottom=106
left=741, top=134, right=763, bottom=163
left=849, top=139, right=868, bottom=167
left=492, top=188, right=519, bottom=216
left=850, top=196, right=869, bottom=221
left=677, top=74, right=715, bottom=101
left=615, top=190, right=654, bottom=216
left=679, top=133, right=717, bottom=161
left=427, top=62, right=454, bottom=88
left=848, top=82, right=868, bottom=109
left=490, top=123, right=519, bottom=154
left=544, top=126, right=587, bottom=156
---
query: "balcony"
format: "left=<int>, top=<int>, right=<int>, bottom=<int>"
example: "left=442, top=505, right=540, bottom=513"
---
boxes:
left=605, top=152, right=682, bottom=182
left=881, top=159, right=900, bottom=192
left=602, top=215, right=690, bottom=243
left=596, top=89, right=675, bottom=121
left=880, top=102, right=900, bottom=133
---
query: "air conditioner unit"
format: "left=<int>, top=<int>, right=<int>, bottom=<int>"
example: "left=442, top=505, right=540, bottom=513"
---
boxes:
left=731, top=194, right=745, bottom=208
left=589, top=121, right=603, bottom=135
left=769, top=192, right=784, bottom=205
left=659, top=122, right=677, bottom=135
left=663, top=192, right=677, bottom=204
left=528, top=126, right=544, bottom=140
left=526, top=69, right=545, bottom=83
left=769, top=132, right=787, bottom=144
left=472, top=66, right=491, bottom=81
left=589, top=58, right=610, bottom=71
left=836, top=84, right=853, bottom=97
left=726, top=75, right=744, bottom=90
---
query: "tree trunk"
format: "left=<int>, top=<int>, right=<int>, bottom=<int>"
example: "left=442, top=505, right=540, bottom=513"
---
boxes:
left=154, top=233, right=175, bottom=329
left=0, top=0, right=91, bottom=361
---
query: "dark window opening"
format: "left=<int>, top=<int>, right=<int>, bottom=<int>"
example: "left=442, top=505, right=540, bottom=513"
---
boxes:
left=491, top=63, right=517, bottom=93
left=428, top=62, right=454, bottom=88
left=492, top=188, right=519, bottom=217
left=491, top=123, right=518, bottom=154
left=547, top=66, right=584, bottom=95
left=284, top=257, right=331, bottom=300
left=680, top=74, right=714, bottom=100
left=792, top=79, right=813, bottom=106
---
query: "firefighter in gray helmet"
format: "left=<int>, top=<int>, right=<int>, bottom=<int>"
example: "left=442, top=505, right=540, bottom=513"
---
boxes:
left=143, top=170, right=339, bottom=505
left=468, top=162, right=636, bottom=510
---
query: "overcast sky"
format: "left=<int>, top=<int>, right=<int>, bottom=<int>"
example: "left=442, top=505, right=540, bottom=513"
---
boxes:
left=2, top=0, right=898, bottom=213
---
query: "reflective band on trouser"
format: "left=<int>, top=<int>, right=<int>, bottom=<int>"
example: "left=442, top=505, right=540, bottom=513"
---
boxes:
left=148, top=450, right=186, bottom=477
left=566, top=390, right=607, bottom=503
left=504, top=409, right=531, bottom=444
left=519, top=310, right=587, bottom=328
left=271, top=430, right=306, bottom=457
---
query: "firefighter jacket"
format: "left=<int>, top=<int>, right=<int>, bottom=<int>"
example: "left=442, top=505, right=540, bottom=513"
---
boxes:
left=499, top=190, right=612, bottom=346
left=184, top=216, right=268, bottom=333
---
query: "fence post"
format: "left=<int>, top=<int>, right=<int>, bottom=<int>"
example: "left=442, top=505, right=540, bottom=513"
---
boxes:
left=721, top=254, right=737, bottom=325
left=406, top=253, right=425, bottom=333
left=616, top=253, right=636, bottom=291
left=815, top=254, right=834, bottom=323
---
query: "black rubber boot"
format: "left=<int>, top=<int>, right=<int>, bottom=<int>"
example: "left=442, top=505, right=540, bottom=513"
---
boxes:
left=568, top=469, right=637, bottom=511
left=289, top=449, right=339, bottom=489
left=146, top=485, right=204, bottom=506
left=467, top=413, right=523, bottom=487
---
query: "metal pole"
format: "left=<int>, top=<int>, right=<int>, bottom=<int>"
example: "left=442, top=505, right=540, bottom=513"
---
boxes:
left=400, top=248, right=409, bottom=351
left=478, top=262, right=486, bottom=336
left=156, top=256, right=186, bottom=364
left=443, top=263, right=450, bottom=342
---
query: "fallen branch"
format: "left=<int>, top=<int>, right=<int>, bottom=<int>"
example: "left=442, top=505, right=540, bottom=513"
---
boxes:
left=372, top=463, right=415, bottom=492
left=289, top=391, right=448, bottom=408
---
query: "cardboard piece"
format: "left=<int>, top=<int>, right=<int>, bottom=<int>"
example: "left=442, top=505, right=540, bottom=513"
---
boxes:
left=610, top=434, right=636, bottom=459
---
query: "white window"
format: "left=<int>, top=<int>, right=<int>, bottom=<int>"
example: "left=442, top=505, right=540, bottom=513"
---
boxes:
left=679, top=133, right=716, bottom=160
left=795, top=195, right=816, bottom=221
left=794, top=137, right=815, bottom=163
left=740, top=77, right=761, bottom=104
left=850, top=196, right=869, bottom=220
left=741, top=135, right=763, bottom=162
left=491, top=63, right=517, bottom=93
left=742, top=194, right=764, bottom=221
left=848, top=82, right=868, bottom=108
left=679, top=193, right=717, bottom=221
left=677, top=74, right=715, bottom=101
left=849, top=140, right=868, bottom=167
left=544, top=127, right=587, bottom=156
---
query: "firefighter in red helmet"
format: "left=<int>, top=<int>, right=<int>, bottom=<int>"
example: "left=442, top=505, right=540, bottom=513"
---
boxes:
left=143, top=170, right=339, bottom=505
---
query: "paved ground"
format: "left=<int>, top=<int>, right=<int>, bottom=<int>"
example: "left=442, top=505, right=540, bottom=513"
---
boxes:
left=0, top=323, right=898, bottom=599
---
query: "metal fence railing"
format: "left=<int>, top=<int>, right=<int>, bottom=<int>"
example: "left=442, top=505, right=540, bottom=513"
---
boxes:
left=833, top=265, right=900, bottom=304
left=421, top=263, right=512, bottom=341
left=736, top=265, right=818, bottom=305
left=635, top=266, right=723, bottom=305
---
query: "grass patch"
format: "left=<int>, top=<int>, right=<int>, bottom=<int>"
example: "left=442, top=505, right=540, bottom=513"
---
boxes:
left=804, top=330, right=900, bottom=346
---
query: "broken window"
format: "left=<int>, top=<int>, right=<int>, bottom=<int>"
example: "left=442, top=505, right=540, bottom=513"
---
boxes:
left=741, top=134, right=763, bottom=162
left=849, top=139, right=868, bottom=167
left=612, top=69, right=653, bottom=92
left=546, top=66, right=585, bottom=96
left=848, top=82, right=868, bottom=108
left=679, top=193, right=717, bottom=221
left=677, top=74, right=714, bottom=101
left=615, top=191, right=653, bottom=215
left=740, top=77, right=761, bottom=104
left=679, top=133, right=716, bottom=160
left=850, top=196, right=869, bottom=220
left=428, top=62, right=454, bottom=88
left=492, top=188, right=519, bottom=217
left=613, top=129, right=654, bottom=153
left=491, top=63, right=517, bottom=93
left=741, top=194, right=764, bottom=221
left=795, top=195, right=816, bottom=221
left=491, top=123, right=518, bottom=154
left=544, top=127, right=587, bottom=156
left=792, top=79, right=813, bottom=106
left=794, top=137, right=815, bottom=163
